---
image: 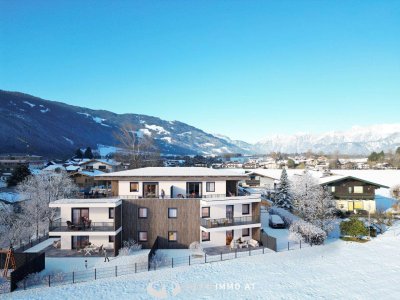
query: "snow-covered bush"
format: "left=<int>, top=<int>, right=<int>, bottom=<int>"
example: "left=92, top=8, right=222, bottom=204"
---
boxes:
left=119, top=239, right=142, bottom=256
left=0, top=278, right=10, bottom=294
left=189, top=241, right=204, bottom=257
left=149, top=251, right=169, bottom=269
left=289, top=220, right=326, bottom=245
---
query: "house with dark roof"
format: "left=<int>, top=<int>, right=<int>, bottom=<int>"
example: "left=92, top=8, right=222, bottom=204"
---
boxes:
left=319, top=175, right=389, bottom=213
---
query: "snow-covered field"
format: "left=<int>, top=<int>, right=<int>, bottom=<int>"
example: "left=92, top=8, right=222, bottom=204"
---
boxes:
left=6, top=222, right=400, bottom=299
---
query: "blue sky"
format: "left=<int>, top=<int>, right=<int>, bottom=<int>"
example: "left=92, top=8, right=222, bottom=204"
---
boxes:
left=1, top=1, right=399, bottom=143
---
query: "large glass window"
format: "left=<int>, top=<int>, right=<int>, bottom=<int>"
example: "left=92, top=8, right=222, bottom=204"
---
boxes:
left=138, top=231, right=148, bottom=242
left=206, top=182, right=215, bottom=192
left=168, top=208, right=177, bottom=218
left=242, top=204, right=250, bottom=215
left=354, top=186, right=363, bottom=194
left=72, top=236, right=89, bottom=249
left=138, top=207, right=148, bottom=218
left=242, top=228, right=250, bottom=237
left=143, top=183, right=158, bottom=198
left=130, top=182, right=139, bottom=192
left=187, top=182, right=202, bottom=198
left=202, top=207, right=210, bottom=218
left=109, top=208, right=114, bottom=219
left=202, top=231, right=210, bottom=241
left=168, top=231, right=177, bottom=242
left=72, top=208, right=89, bottom=224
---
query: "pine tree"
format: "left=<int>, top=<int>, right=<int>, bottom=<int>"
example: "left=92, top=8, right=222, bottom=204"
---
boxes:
left=7, top=165, right=31, bottom=187
left=83, top=147, right=94, bottom=159
left=75, top=148, right=83, bottom=159
left=275, top=169, right=293, bottom=211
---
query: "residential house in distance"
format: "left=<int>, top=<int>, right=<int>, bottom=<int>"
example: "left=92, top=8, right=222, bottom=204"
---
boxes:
left=243, top=171, right=279, bottom=190
left=319, top=175, right=389, bottom=213
left=49, top=198, right=122, bottom=255
left=79, top=159, right=122, bottom=173
left=94, top=167, right=261, bottom=249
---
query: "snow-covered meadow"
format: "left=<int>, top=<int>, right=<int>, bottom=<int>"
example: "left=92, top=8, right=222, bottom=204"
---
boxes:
left=6, top=221, right=400, bottom=299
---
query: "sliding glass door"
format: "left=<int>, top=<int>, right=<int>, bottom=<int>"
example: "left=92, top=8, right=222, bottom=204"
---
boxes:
left=186, top=182, right=202, bottom=198
left=143, top=182, right=159, bottom=198
left=72, top=208, right=89, bottom=224
left=72, top=236, right=89, bottom=249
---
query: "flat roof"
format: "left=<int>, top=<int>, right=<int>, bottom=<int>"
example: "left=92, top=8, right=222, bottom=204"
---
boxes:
left=95, top=167, right=247, bottom=180
left=50, top=198, right=121, bottom=206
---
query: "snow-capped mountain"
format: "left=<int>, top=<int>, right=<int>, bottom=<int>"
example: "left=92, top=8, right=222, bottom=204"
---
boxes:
left=254, top=124, right=400, bottom=155
left=0, top=90, right=250, bottom=157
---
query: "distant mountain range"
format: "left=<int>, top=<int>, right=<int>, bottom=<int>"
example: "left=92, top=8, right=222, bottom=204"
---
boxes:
left=0, top=90, right=399, bottom=157
left=0, top=90, right=248, bottom=157
left=253, top=124, right=400, bottom=155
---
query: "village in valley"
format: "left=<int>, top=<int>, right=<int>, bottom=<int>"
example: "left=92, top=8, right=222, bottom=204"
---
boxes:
left=1, top=144, right=399, bottom=298
left=1, top=1, right=400, bottom=299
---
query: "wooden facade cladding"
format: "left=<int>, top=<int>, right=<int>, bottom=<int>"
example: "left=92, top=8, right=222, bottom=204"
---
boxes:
left=111, top=181, right=119, bottom=196
left=114, top=204, right=122, bottom=230
left=325, top=179, right=377, bottom=200
left=122, top=198, right=200, bottom=249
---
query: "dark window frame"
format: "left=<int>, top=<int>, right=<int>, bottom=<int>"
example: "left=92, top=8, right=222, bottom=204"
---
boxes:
left=202, top=231, right=210, bottom=242
left=130, top=182, right=139, bottom=192
left=206, top=182, right=215, bottom=192
left=242, top=228, right=250, bottom=237
left=138, top=231, right=148, bottom=242
left=109, top=207, right=115, bottom=219
left=138, top=207, right=148, bottom=219
left=242, top=204, right=250, bottom=215
left=202, top=207, right=210, bottom=218
left=168, top=208, right=178, bottom=219
left=109, top=235, right=115, bottom=243
left=168, top=231, right=178, bottom=242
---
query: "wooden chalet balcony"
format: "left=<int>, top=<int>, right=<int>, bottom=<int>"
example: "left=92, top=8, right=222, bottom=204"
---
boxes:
left=49, top=218, right=117, bottom=232
left=245, top=180, right=260, bottom=186
left=201, top=215, right=260, bottom=229
left=333, top=193, right=375, bottom=200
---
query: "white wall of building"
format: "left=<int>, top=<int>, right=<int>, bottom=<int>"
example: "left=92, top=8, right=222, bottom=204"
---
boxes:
left=200, top=227, right=254, bottom=248
left=118, top=180, right=227, bottom=197
left=59, top=206, right=115, bottom=223
left=201, top=203, right=253, bottom=219
left=59, top=235, right=114, bottom=250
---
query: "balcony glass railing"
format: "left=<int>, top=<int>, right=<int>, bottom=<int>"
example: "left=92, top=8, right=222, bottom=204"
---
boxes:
left=49, top=218, right=116, bottom=232
left=201, top=215, right=260, bottom=228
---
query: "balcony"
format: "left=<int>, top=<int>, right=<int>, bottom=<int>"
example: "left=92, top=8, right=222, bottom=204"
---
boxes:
left=49, top=218, right=116, bottom=232
left=333, top=193, right=374, bottom=200
left=245, top=180, right=261, bottom=186
left=201, top=215, right=260, bottom=229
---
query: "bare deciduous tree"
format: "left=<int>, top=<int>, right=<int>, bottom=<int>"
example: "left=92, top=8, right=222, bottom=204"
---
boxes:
left=17, top=171, right=78, bottom=237
left=114, top=123, right=162, bottom=169
left=0, top=203, right=32, bottom=247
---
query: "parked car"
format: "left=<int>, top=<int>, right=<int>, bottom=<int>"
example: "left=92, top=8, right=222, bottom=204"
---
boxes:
left=269, top=214, right=285, bottom=228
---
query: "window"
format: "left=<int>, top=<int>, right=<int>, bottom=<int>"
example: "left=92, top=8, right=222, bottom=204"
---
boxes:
left=202, top=231, right=210, bottom=241
left=130, top=182, right=139, bottom=192
left=138, top=207, right=148, bottom=218
left=109, top=235, right=115, bottom=243
left=354, top=186, right=363, bottom=194
left=202, top=207, right=210, bottom=218
left=138, top=231, right=148, bottom=242
left=331, top=186, right=336, bottom=193
left=109, top=208, right=114, bottom=219
left=99, top=165, right=106, bottom=170
left=168, top=208, right=177, bottom=218
left=242, top=204, right=250, bottom=215
left=168, top=231, right=177, bottom=242
left=206, top=182, right=215, bottom=192
left=242, top=228, right=250, bottom=237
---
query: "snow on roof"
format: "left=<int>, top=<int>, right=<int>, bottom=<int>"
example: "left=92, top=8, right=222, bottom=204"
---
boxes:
left=318, top=174, right=389, bottom=188
left=66, top=165, right=80, bottom=171
left=79, top=159, right=121, bottom=166
left=97, top=167, right=247, bottom=178
left=77, top=170, right=106, bottom=177
left=50, top=198, right=121, bottom=206
left=42, top=164, right=65, bottom=171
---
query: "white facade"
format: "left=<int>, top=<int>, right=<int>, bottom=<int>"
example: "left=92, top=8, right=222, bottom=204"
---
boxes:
left=49, top=199, right=122, bottom=251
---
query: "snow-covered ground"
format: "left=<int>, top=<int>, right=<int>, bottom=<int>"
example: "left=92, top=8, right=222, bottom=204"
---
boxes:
left=42, top=250, right=150, bottom=274
left=7, top=222, right=400, bottom=299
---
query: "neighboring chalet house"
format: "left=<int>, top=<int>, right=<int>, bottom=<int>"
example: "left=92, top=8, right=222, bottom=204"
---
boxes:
left=69, top=170, right=107, bottom=190
left=79, top=159, right=122, bottom=173
left=244, top=171, right=279, bottom=190
left=92, top=167, right=262, bottom=249
left=49, top=198, right=122, bottom=255
left=319, top=175, right=389, bottom=213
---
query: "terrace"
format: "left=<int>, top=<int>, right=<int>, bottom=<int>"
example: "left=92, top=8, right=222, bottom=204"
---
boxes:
left=201, top=215, right=260, bottom=229
left=49, top=218, right=116, bottom=232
